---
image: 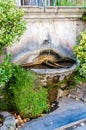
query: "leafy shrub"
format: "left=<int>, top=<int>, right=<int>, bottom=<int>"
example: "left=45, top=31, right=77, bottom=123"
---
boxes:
left=55, top=0, right=76, bottom=6
left=0, top=55, right=14, bottom=87
left=54, top=0, right=85, bottom=6
left=0, top=0, right=26, bottom=52
left=0, top=0, right=49, bottom=118
left=5, top=65, right=49, bottom=118
left=73, top=29, right=86, bottom=83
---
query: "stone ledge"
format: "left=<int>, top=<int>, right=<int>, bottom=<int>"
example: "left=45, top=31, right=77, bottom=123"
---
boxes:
left=20, top=6, right=86, bottom=21
left=20, top=6, right=45, bottom=13
left=20, top=6, right=86, bottom=13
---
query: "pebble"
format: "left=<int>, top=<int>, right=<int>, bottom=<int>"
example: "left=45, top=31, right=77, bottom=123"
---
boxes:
left=75, top=97, right=80, bottom=101
left=77, top=88, right=81, bottom=93
left=68, top=82, right=86, bottom=102
left=50, top=122, right=53, bottom=125
left=73, top=125, right=77, bottom=128
left=80, top=122, right=85, bottom=126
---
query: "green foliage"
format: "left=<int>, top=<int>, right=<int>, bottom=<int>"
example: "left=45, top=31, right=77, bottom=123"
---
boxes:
left=0, top=88, right=8, bottom=111
left=0, top=0, right=26, bottom=52
left=5, top=66, right=49, bottom=118
left=82, top=12, right=86, bottom=21
left=73, top=29, right=86, bottom=83
left=56, top=0, right=76, bottom=6
left=0, top=55, right=14, bottom=87
left=0, top=0, right=48, bottom=118
left=54, top=0, right=85, bottom=6
left=0, top=56, right=49, bottom=118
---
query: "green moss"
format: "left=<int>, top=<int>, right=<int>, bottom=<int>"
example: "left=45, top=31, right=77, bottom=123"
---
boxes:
left=5, top=66, right=49, bottom=118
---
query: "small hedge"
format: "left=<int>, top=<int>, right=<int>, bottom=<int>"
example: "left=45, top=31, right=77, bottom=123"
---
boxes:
left=0, top=55, right=14, bottom=87
left=5, top=65, right=49, bottom=118
left=73, top=29, right=86, bottom=83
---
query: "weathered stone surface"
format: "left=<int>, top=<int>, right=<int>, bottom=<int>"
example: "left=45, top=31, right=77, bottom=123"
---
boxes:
left=7, top=7, right=86, bottom=67
left=0, top=112, right=16, bottom=130
left=68, top=82, right=86, bottom=102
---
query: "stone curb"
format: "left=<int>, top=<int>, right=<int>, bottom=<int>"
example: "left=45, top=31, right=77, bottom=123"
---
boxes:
left=0, top=112, right=16, bottom=130
left=54, top=118, right=86, bottom=130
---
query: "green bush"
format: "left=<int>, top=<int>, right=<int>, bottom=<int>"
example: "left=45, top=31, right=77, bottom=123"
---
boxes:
left=73, top=29, right=86, bottom=83
left=5, top=65, right=49, bottom=118
left=0, top=0, right=49, bottom=118
left=55, top=0, right=77, bottom=6
left=0, top=55, right=14, bottom=87
left=54, top=0, right=85, bottom=6
left=0, top=0, right=26, bottom=52
left=0, top=0, right=26, bottom=85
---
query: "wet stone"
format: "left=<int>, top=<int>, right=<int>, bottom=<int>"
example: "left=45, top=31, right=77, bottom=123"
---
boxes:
left=77, top=88, right=82, bottom=93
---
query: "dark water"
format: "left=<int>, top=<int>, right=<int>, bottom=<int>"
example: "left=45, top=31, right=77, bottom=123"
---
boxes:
left=26, top=60, right=75, bottom=69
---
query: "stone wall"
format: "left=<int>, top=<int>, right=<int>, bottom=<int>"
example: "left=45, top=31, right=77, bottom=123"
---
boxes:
left=7, top=7, right=86, bottom=64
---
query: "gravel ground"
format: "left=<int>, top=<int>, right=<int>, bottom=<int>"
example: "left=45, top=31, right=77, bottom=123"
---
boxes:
left=68, top=82, right=86, bottom=102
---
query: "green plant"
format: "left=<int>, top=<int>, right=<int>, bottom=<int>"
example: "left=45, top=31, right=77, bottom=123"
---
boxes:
left=0, top=55, right=14, bottom=87
left=82, top=12, right=86, bottom=21
left=0, top=115, right=4, bottom=123
left=0, top=0, right=26, bottom=53
left=0, top=87, right=8, bottom=111
left=55, top=0, right=85, bottom=6
left=5, top=66, right=49, bottom=118
left=0, top=0, right=26, bottom=85
left=73, top=29, right=86, bottom=83
left=55, top=0, right=76, bottom=6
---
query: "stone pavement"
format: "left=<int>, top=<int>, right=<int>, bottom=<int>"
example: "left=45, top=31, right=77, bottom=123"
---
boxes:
left=19, top=97, right=86, bottom=130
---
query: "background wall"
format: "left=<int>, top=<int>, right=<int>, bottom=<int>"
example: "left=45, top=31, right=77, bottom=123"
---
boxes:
left=7, top=7, right=86, bottom=64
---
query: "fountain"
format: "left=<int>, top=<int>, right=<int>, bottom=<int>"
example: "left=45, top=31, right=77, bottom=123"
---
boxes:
left=20, top=46, right=76, bottom=102
left=8, top=35, right=77, bottom=103
left=7, top=6, right=86, bottom=104
left=5, top=6, right=86, bottom=130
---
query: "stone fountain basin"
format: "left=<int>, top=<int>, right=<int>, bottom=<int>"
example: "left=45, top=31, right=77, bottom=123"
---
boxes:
left=11, top=48, right=76, bottom=75
left=10, top=48, right=77, bottom=89
left=31, top=63, right=76, bottom=75
left=18, top=49, right=77, bottom=76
